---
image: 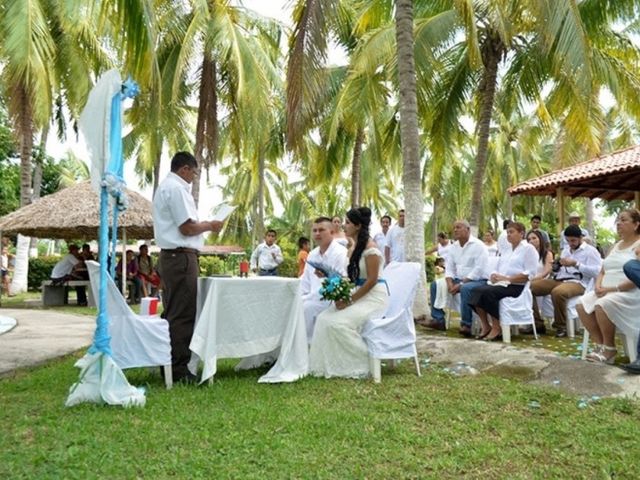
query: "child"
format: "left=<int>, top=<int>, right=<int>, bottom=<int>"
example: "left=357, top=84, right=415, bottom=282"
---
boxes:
left=297, top=236, right=310, bottom=277
left=250, top=229, right=284, bottom=276
left=434, top=257, right=445, bottom=277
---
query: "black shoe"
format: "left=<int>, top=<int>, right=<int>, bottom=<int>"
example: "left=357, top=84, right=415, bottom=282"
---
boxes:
left=459, top=326, right=473, bottom=338
left=174, top=372, right=198, bottom=384
left=519, top=326, right=534, bottom=334
left=421, top=320, right=446, bottom=331
left=555, top=330, right=567, bottom=338
left=619, top=361, right=640, bottom=374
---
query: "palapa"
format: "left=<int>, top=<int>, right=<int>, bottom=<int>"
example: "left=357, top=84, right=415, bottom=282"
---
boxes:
left=0, top=181, right=154, bottom=239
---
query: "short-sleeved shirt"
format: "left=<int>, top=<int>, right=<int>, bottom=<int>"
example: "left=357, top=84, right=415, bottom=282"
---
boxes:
left=51, top=254, right=79, bottom=279
left=386, top=225, right=405, bottom=262
left=152, top=172, right=203, bottom=250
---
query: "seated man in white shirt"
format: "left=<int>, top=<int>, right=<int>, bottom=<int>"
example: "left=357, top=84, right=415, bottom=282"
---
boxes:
left=531, top=224, right=602, bottom=337
left=300, top=217, right=348, bottom=342
left=250, top=229, right=284, bottom=276
left=425, top=220, right=488, bottom=337
left=50, top=244, right=88, bottom=306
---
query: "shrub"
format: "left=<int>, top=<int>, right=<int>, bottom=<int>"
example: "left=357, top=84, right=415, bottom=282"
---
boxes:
left=199, top=256, right=226, bottom=276
left=28, top=256, right=60, bottom=290
left=424, top=256, right=436, bottom=283
left=277, top=257, right=298, bottom=278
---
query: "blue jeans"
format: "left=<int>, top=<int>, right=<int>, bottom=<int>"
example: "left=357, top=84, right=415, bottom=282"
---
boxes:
left=430, top=281, right=446, bottom=323
left=456, top=279, right=487, bottom=328
left=623, top=259, right=640, bottom=358
left=259, top=268, right=277, bottom=277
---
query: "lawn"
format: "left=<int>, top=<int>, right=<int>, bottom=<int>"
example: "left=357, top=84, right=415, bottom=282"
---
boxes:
left=1, top=352, right=638, bottom=479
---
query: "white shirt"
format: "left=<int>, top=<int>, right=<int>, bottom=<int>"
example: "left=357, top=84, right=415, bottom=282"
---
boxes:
left=386, top=225, right=405, bottom=262
left=51, top=254, right=79, bottom=279
left=445, top=235, right=488, bottom=281
left=152, top=172, right=203, bottom=250
left=556, top=241, right=602, bottom=288
left=497, top=231, right=510, bottom=255
left=493, top=240, right=539, bottom=283
left=437, top=242, right=452, bottom=261
left=373, top=231, right=388, bottom=252
left=300, top=240, right=348, bottom=300
left=250, top=242, right=284, bottom=270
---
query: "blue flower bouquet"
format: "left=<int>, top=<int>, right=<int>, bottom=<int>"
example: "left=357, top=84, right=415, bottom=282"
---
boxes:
left=319, top=274, right=354, bottom=303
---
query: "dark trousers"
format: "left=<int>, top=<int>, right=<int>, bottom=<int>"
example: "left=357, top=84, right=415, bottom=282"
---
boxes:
left=51, top=275, right=87, bottom=305
left=158, top=250, right=199, bottom=378
left=259, top=268, right=277, bottom=276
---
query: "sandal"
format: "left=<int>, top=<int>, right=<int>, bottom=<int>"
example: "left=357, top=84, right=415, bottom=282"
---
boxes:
left=586, top=345, right=617, bottom=365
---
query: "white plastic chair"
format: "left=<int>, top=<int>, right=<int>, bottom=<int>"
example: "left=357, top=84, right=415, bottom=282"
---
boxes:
left=362, top=262, right=422, bottom=383
left=537, top=278, right=594, bottom=338
left=499, top=283, right=537, bottom=343
left=86, top=261, right=173, bottom=388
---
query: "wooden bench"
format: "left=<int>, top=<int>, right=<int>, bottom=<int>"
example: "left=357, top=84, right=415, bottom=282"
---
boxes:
left=41, top=280, right=95, bottom=307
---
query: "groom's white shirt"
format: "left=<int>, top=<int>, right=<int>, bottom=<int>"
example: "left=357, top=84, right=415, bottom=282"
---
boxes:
left=300, top=240, right=348, bottom=341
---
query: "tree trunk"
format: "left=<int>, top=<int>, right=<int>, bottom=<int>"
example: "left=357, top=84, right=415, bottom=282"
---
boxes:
left=152, top=150, right=161, bottom=194
left=395, top=0, right=428, bottom=320
left=468, top=38, right=502, bottom=231
left=350, top=127, right=364, bottom=208
left=256, top=151, right=266, bottom=239
left=431, top=196, right=438, bottom=243
left=585, top=198, right=594, bottom=238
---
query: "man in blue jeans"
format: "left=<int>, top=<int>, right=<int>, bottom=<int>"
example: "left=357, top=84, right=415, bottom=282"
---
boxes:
left=424, top=220, right=488, bottom=337
left=620, top=257, right=640, bottom=374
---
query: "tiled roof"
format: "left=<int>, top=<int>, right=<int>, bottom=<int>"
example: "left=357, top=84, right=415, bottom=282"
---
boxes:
left=508, top=145, right=640, bottom=201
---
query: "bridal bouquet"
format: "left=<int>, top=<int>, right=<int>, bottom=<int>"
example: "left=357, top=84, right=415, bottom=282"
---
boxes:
left=319, top=274, right=354, bottom=303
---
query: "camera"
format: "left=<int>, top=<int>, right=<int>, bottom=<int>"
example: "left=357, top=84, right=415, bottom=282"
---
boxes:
left=551, top=258, right=562, bottom=273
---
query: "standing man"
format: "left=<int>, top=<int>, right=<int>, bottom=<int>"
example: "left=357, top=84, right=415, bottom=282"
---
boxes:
left=530, top=215, right=551, bottom=248
left=373, top=215, right=391, bottom=253
left=620, top=249, right=640, bottom=373
left=300, top=217, right=348, bottom=342
left=440, top=220, right=488, bottom=337
left=153, top=151, right=223, bottom=383
left=531, top=225, right=601, bottom=337
left=250, top=229, right=284, bottom=276
left=385, top=209, right=405, bottom=265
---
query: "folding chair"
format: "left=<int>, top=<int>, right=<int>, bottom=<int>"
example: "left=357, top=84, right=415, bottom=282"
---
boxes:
left=362, top=262, right=423, bottom=383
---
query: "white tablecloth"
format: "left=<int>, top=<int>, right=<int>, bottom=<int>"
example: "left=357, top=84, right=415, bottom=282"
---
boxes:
left=189, top=276, right=309, bottom=383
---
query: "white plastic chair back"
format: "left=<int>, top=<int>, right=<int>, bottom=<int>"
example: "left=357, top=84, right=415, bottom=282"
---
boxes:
left=500, top=283, right=534, bottom=326
left=362, top=262, right=421, bottom=359
left=87, top=261, right=171, bottom=371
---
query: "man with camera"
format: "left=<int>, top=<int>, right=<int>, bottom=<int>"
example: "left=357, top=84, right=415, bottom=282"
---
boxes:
left=531, top=225, right=602, bottom=337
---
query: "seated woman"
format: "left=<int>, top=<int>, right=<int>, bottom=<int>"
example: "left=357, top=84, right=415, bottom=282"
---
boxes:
left=469, top=222, right=539, bottom=341
left=523, top=229, right=554, bottom=334
left=483, top=229, right=499, bottom=256
left=332, top=215, right=350, bottom=248
left=577, top=209, right=640, bottom=364
left=309, top=207, right=389, bottom=379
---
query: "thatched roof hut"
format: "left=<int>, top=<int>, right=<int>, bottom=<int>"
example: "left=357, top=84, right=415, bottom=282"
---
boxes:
left=0, top=181, right=154, bottom=239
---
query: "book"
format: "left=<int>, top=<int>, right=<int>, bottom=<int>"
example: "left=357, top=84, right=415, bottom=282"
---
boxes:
left=211, top=203, right=236, bottom=222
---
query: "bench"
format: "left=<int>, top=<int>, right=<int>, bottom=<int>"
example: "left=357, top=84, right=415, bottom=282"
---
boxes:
left=41, top=280, right=95, bottom=307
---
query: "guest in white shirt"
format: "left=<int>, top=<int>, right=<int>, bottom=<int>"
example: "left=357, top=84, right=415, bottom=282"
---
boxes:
left=332, top=215, right=350, bottom=248
left=385, top=209, right=405, bottom=264
left=531, top=224, right=602, bottom=337
left=439, top=220, right=488, bottom=337
left=496, top=219, right=511, bottom=255
left=373, top=215, right=391, bottom=252
left=50, top=244, right=88, bottom=306
left=469, top=222, right=539, bottom=341
left=250, top=229, right=284, bottom=276
left=300, top=217, right=349, bottom=342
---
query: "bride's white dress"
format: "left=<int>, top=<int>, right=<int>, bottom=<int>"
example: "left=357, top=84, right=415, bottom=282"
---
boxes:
left=309, top=247, right=388, bottom=378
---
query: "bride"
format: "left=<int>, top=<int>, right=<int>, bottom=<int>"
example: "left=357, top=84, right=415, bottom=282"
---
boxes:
left=309, top=207, right=389, bottom=378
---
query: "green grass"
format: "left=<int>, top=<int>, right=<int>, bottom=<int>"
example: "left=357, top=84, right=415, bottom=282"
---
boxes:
left=1, top=354, right=639, bottom=479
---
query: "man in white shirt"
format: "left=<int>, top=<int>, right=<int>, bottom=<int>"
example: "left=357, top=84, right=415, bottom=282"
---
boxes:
left=531, top=224, right=602, bottom=337
left=373, top=215, right=391, bottom=252
left=496, top=219, right=511, bottom=255
left=434, top=220, right=488, bottom=337
left=385, top=209, right=405, bottom=264
left=50, top=244, right=88, bottom=305
left=300, top=217, right=348, bottom=342
left=250, top=229, right=284, bottom=276
left=153, top=151, right=223, bottom=383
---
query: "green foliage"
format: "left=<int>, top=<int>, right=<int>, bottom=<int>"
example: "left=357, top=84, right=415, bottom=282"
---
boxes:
left=198, top=256, right=227, bottom=276
left=277, top=257, right=298, bottom=278
left=424, top=255, right=436, bottom=283
left=27, top=256, right=59, bottom=290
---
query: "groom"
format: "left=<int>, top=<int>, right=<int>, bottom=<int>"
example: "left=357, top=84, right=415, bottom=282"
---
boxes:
left=300, top=217, right=348, bottom=342
left=619, top=251, right=640, bottom=374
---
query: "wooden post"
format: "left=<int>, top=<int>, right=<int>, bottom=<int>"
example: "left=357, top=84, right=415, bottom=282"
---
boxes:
left=635, top=191, right=640, bottom=209
left=556, top=187, right=565, bottom=244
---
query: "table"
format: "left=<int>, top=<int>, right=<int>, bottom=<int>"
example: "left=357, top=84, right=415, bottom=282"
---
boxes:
left=189, top=276, right=309, bottom=383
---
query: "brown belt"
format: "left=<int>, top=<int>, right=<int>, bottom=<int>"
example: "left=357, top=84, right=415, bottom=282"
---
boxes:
left=161, top=247, right=199, bottom=255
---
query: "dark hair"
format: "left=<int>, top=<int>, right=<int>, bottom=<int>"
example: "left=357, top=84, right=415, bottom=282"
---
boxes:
left=170, top=151, right=198, bottom=172
left=531, top=214, right=542, bottom=222
left=297, top=237, right=309, bottom=249
left=266, top=229, right=277, bottom=236
left=437, top=231, right=448, bottom=240
left=435, top=257, right=445, bottom=266
left=313, top=216, right=333, bottom=224
left=346, top=207, right=372, bottom=282
left=381, top=215, right=392, bottom=223
left=398, top=209, right=405, bottom=214
left=82, top=243, right=91, bottom=250
left=620, top=208, right=640, bottom=234
left=526, top=229, right=548, bottom=262
left=502, top=219, right=511, bottom=229
left=564, top=224, right=583, bottom=238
